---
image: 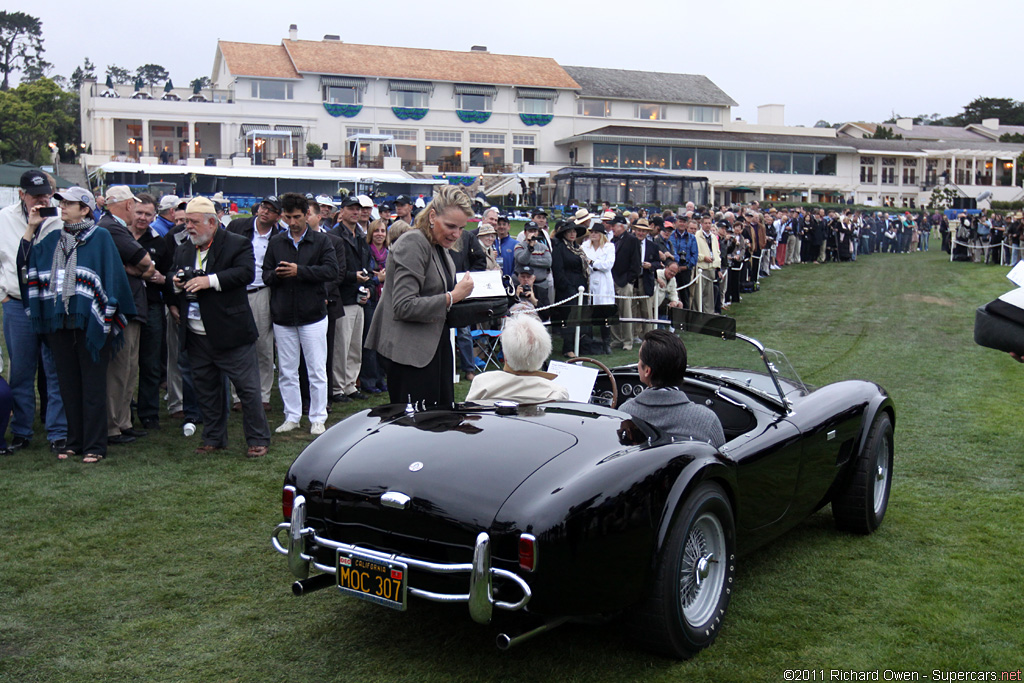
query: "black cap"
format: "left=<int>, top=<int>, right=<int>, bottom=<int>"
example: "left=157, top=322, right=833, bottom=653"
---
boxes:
left=531, top=206, right=547, bottom=216
left=261, top=195, right=282, bottom=212
left=516, top=264, right=534, bottom=275
left=523, top=220, right=540, bottom=231
left=379, top=203, right=393, bottom=213
left=611, top=215, right=627, bottom=225
left=20, top=170, right=51, bottom=196
left=304, top=192, right=316, bottom=201
left=341, top=195, right=360, bottom=208
left=394, top=194, right=411, bottom=205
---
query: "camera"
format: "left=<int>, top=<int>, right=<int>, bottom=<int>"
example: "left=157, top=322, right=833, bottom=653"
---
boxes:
left=176, top=266, right=206, bottom=300
left=38, top=206, right=58, bottom=218
left=357, top=285, right=370, bottom=305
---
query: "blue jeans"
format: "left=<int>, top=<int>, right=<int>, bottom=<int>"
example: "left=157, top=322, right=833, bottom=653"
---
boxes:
left=3, top=299, right=66, bottom=441
left=1010, top=244, right=1021, bottom=267
left=919, top=230, right=930, bottom=251
left=456, top=326, right=475, bottom=374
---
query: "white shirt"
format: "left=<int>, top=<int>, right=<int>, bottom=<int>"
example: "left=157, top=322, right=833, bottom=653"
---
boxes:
left=250, top=226, right=273, bottom=289
left=0, top=202, right=61, bottom=300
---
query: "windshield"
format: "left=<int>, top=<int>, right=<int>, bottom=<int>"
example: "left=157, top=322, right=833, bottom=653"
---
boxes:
left=669, top=311, right=807, bottom=407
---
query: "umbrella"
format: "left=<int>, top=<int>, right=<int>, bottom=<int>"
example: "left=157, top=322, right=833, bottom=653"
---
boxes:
left=192, top=80, right=202, bottom=95
left=164, top=80, right=174, bottom=93
left=134, top=78, right=144, bottom=91
left=105, top=74, right=114, bottom=89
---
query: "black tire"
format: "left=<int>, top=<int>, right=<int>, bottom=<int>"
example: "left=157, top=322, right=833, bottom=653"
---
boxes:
left=629, top=481, right=736, bottom=659
left=833, top=412, right=893, bottom=534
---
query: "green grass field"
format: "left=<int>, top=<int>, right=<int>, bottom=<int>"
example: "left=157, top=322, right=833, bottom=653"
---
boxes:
left=1, top=248, right=1022, bottom=682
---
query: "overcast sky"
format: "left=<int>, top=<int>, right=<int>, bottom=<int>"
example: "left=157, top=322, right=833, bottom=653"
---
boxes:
left=14, top=0, right=1022, bottom=127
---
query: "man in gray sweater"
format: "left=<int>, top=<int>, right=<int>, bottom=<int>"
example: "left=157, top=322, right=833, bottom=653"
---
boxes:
left=619, top=329, right=725, bottom=449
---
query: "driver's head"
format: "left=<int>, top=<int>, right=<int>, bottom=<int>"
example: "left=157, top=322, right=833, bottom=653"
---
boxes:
left=637, top=329, right=688, bottom=388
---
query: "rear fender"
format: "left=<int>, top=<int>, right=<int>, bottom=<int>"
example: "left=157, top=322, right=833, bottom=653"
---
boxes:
left=653, top=450, right=738, bottom=563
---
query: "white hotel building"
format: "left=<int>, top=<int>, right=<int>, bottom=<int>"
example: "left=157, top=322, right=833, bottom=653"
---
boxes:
left=79, top=26, right=1024, bottom=208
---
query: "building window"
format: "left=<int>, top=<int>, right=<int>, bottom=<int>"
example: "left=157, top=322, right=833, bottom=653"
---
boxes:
left=620, top=145, right=644, bottom=169
left=635, top=103, right=666, bottom=120
left=518, top=97, right=553, bottom=115
left=323, top=85, right=360, bottom=104
left=697, top=148, right=721, bottom=172
left=250, top=80, right=293, bottom=100
left=457, top=93, right=492, bottom=112
left=722, top=149, right=744, bottom=173
left=578, top=99, right=611, bottom=117
left=512, top=134, right=535, bottom=146
left=902, top=158, right=917, bottom=185
left=859, top=156, right=875, bottom=183
left=378, top=128, right=417, bottom=141
left=347, top=127, right=372, bottom=138
left=425, top=130, right=462, bottom=143
left=469, top=133, right=505, bottom=145
left=689, top=106, right=721, bottom=123
left=646, top=147, right=670, bottom=169
left=792, top=153, right=814, bottom=175
left=391, top=90, right=429, bottom=108
left=470, top=147, right=504, bottom=168
left=672, top=148, right=696, bottom=171
left=881, top=157, right=897, bottom=185
left=746, top=151, right=768, bottom=173
left=925, top=159, right=938, bottom=184
left=815, top=154, right=836, bottom=176
left=594, top=144, right=618, bottom=168
left=769, top=152, right=792, bottom=174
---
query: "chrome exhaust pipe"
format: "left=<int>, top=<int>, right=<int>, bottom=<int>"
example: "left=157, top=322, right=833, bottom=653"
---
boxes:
left=496, top=617, right=569, bottom=650
left=292, top=573, right=335, bottom=596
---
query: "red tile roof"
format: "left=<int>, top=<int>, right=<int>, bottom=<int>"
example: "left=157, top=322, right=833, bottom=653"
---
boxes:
left=281, top=39, right=579, bottom=89
left=218, top=41, right=301, bottom=79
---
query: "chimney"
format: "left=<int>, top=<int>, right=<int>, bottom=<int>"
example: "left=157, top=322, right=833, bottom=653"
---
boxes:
left=470, top=45, right=488, bottom=52
left=895, top=117, right=913, bottom=131
left=323, top=34, right=341, bottom=41
left=288, top=24, right=297, bottom=41
left=757, top=104, right=785, bottom=127
left=981, top=118, right=1000, bottom=130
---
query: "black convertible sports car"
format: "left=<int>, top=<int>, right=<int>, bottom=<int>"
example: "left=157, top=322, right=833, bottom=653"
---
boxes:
left=271, top=316, right=894, bottom=658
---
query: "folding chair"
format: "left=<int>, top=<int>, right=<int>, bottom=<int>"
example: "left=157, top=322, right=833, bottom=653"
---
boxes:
left=470, top=329, right=503, bottom=371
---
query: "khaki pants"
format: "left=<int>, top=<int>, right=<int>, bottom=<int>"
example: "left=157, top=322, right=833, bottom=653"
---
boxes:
left=332, top=304, right=364, bottom=396
left=107, top=320, right=142, bottom=436
left=231, top=287, right=274, bottom=404
left=632, top=290, right=656, bottom=334
left=697, top=269, right=716, bottom=313
left=611, top=283, right=633, bottom=348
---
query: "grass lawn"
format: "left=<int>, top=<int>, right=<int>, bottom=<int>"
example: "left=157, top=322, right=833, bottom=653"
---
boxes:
left=1, top=248, right=1022, bottom=682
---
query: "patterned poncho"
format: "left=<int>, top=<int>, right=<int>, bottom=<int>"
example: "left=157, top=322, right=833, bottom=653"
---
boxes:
left=21, top=225, right=137, bottom=361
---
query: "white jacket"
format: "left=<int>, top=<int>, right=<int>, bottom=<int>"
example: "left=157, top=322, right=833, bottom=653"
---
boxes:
left=0, top=202, right=61, bottom=301
left=582, top=241, right=615, bottom=305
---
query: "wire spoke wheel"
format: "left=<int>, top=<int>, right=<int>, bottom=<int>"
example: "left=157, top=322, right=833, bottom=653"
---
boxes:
left=679, top=512, right=726, bottom=626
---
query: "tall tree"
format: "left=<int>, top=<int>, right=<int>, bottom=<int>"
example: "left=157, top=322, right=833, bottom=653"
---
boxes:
left=69, top=57, right=97, bottom=90
left=135, top=64, right=169, bottom=86
left=106, top=64, right=132, bottom=85
left=0, top=78, right=76, bottom=163
left=952, top=97, right=1024, bottom=126
left=868, top=126, right=903, bottom=140
left=0, top=11, right=47, bottom=91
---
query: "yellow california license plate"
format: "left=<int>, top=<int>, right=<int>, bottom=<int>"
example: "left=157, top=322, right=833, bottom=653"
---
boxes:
left=336, top=549, right=408, bottom=610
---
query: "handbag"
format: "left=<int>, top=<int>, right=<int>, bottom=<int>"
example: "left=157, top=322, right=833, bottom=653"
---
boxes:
left=445, top=296, right=508, bottom=328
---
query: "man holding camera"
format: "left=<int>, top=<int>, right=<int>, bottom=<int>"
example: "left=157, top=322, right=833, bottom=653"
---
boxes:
left=170, top=197, right=270, bottom=457
left=329, top=196, right=372, bottom=402
left=514, top=221, right=552, bottom=306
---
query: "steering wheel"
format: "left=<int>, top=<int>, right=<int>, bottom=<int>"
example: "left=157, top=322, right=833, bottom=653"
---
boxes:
left=567, top=356, right=618, bottom=409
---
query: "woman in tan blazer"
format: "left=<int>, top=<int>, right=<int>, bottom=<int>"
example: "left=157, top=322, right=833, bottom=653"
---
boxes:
left=365, top=186, right=474, bottom=407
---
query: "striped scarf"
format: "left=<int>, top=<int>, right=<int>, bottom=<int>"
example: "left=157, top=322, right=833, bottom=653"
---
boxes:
left=49, top=219, right=94, bottom=313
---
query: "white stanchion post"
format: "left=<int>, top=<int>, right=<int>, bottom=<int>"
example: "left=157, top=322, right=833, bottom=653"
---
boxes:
left=574, top=286, right=584, bottom=356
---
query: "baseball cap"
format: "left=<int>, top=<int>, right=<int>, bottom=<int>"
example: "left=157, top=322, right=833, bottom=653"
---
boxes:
left=522, top=220, right=540, bottom=231
left=531, top=206, right=547, bottom=216
left=185, top=197, right=217, bottom=214
left=394, top=194, right=411, bottom=205
left=20, top=170, right=51, bottom=196
left=158, top=195, right=180, bottom=211
left=516, top=264, right=535, bottom=276
left=53, top=186, right=97, bottom=216
left=357, top=194, right=374, bottom=209
left=260, top=195, right=282, bottom=212
left=340, top=195, right=360, bottom=208
left=315, top=194, right=336, bottom=208
left=105, top=185, right=139, bottom=204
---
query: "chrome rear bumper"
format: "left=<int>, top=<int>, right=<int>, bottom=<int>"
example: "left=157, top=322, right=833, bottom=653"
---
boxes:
left=271, top=495, right=531, bottom=624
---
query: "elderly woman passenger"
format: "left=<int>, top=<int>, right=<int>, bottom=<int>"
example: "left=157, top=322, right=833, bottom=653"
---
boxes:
left=465, top=313, right=569, bottom=404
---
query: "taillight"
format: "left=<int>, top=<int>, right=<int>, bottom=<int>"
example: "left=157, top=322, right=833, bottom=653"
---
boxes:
left=518, top=533, right=537, bottom=572
left=282, top=485, right=296, bottom=521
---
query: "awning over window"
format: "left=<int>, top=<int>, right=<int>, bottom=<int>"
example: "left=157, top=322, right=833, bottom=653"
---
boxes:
left=320, top=76, right=367, bottom=89
left=240, top=123, right=274, bottom=135
left=388, top=79, right=433, bottom=93
left=274, top=125, right=305, bottom=136
left=515, top=87, right=557, bottom=100
left=454, top=84, right=497, bottom=97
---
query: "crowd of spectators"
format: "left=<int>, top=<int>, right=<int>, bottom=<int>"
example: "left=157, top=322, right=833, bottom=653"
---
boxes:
left=2, top=170, right=1019, bottom=459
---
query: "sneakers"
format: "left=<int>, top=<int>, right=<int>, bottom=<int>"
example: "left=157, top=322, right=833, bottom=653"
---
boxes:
left=275, top=421, right=300, bottom=433
left=310, top=422, right=326, bottom=436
